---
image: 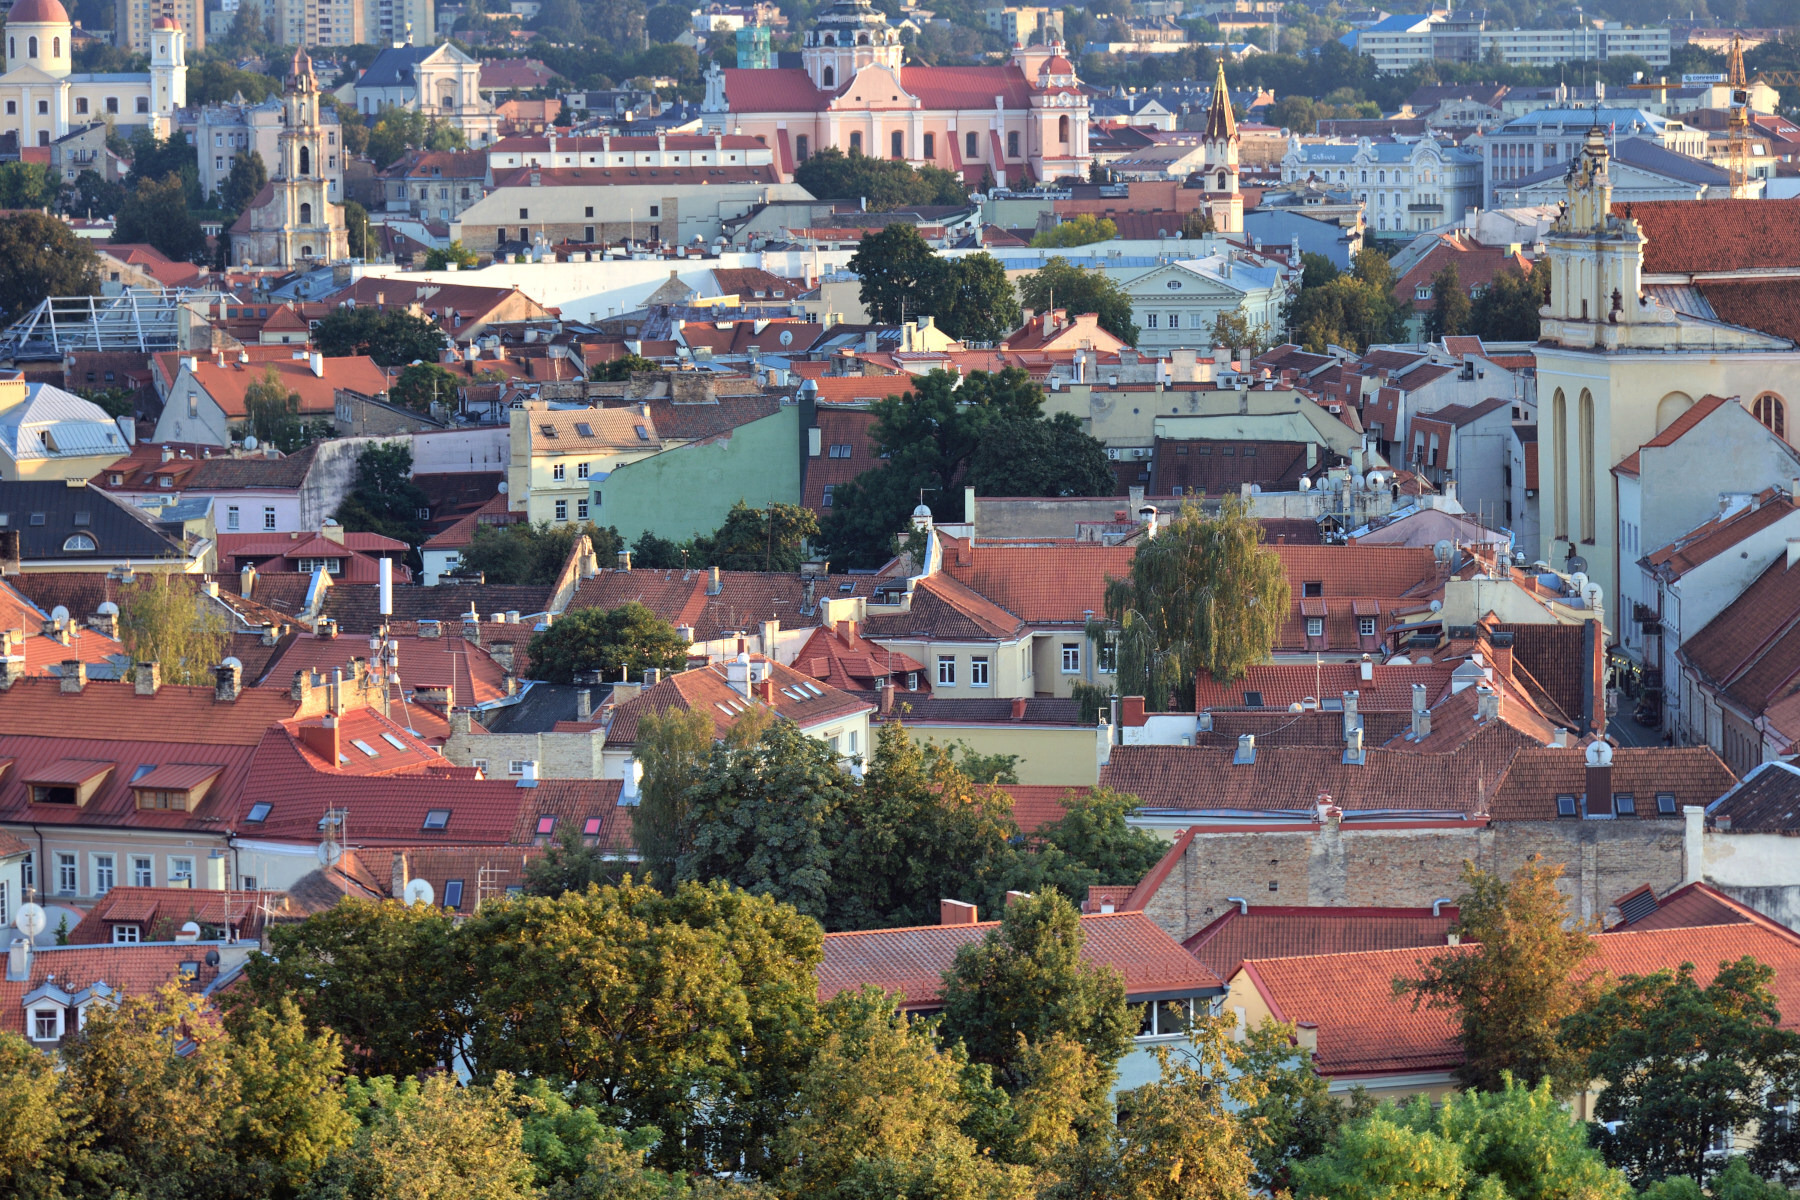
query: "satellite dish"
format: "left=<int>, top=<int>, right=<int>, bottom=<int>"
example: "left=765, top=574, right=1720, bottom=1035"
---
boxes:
left=50, top=605, right=70, bottom=624
left=403, top=878, right=435, bottom=907
left=1297, top=476, right=1312, bottom=491
left=97, top=600, right=119, bottom=616
left=222, top=656, right=242, bottom=670
left=316, top=840, right=343, bottom=868
left=1429, top=599, right=1443, bottom=612
left=497, top=481, right=508, bottom=494
left=177, top=921, right=202, bottom=941
left=204, top=949, right=221, bottom=967
left=1433, top=539, right=1455, bottom=565
left=1585, top=739, right=1614, bottom=768
left=242, top=435, right=258, bottom=451
left=1566, top=556, right=1588, bottom=575
left=14, top=903, right=45, bottom=939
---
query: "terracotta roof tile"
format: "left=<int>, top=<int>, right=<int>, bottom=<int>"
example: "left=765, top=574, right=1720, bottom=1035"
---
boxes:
left=570, top=568, right=882, bottom=643
left=66, top=887, right=261, bottom=945
left=0, top=944, right=227, bottom=1037
left=1644, top=488, right=1797, bottom=580
left=374, top=846, right=545, bottom=912
left=257, top=628, right=512, bottom=705
left=604, top=655, right=871, bottom=745
left=0, top=576, right=126, bottom=674
left=819, top=911, right=1219, bottom=1009
left=997, top=784, right=1083, bottom=832
left=173, top=355, right=390, bottom=418
left=1625, top=198, right=1800, bottom=275
left=319, top=583, right=553, bottom=633
left=1486, top=745, right=1734, bottom=821
left=1708, top=760, right=1800, bottom=833
left=805, top=408, right=881, bottom=513
left=1186, top=905, right=1456, bottom=982
left=790, top=622, right=929, bottom=694
left=1695, top=278, right=1800, bottom=342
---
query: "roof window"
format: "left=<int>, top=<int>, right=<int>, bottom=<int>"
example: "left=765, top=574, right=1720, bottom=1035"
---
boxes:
left=246, top=802, right=271, bottom=822
left=583, top=816, right=602, bottom=836
left=381, top=732, right=408, bottom=750
left=351, top=739, right=379, bottom=757
left=1657, top=792, right=1677, bottom=814
left=540, top=424, right=557, bottom=438
left=575, top=422, right=594, bottom=437
left=634, top=425, right=650, bottom=440
left=443, top=880, right=464, bottom=908
left=423, top=809, right=450, bottom=830
left=1556, top=794, right=1577, bottom=817
left=536, top=815, right=555, bottom=835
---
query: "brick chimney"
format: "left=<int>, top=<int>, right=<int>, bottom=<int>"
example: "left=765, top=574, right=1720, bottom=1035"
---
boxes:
left=940, top=899, right=978, bottom=925
left=391, top=852, right=409, bottom=899
left=1490, top=631, right=1514, bottom=679
left=1475, top=684, right=1499, bottom=722
left=60, top=661, right=86, bottom=693
left=489, top=641, right=516, bottom=674
left=879, top=681, right=895, bottom=715
left=299, top=717, right=339, bottom=766
left=1119, top=695, right=1147, bottom=726
left=135, top=661, right=160, bottom=696
left=0, top=638, right=23, bottom=690
left=215, top=661, right=242, bottom=703
left=1584, top=739, right=1614, bottom=817
left=1011, top=697, right=1028, bottom=720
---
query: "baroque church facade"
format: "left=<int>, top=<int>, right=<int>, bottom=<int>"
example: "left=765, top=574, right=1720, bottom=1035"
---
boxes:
left=701, top=0, right=1091, bottom=188
left=229, top=49, right=350, bottom=268
left=0, top=0, right=185, bottom=147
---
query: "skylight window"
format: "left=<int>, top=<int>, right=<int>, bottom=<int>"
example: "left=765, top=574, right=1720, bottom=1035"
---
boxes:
left=423, top=809, right=451, bottom=830
left=351, top=739, right=379, bottom=757
left=583, top=816, right=602, bottom=836
left=1657, top=792, right=1677, bottom=814
left=540, top=424, right=557, bottom=438
left=575, top=422, right=594, bottom=437
left=443, top=880, right=464, bottom=908
left=381, top=732, right=408, bottom=750
left=715, top=702, right=735, bottom=715
left=802, top=682, right=824, bottom=697
left=131, top=764, right=156, bottom=781
left=536, top=815, right=555, bottom=835
left=634, top=425, right=650, bottom=440
left=1556, top=794, right=1577, bottom=818
left=246, top=802, right=271, bottom=822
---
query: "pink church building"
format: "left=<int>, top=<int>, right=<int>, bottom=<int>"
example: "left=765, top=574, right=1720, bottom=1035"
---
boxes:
left=700, top=0, right=1091, bottom=188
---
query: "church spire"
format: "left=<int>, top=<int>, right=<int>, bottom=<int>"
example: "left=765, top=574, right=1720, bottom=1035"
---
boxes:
left=1205, top=58, right=1236, bottom=144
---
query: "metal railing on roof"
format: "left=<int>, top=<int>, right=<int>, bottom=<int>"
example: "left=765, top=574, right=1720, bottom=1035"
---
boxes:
left=0, top=288, right=228, bottom=361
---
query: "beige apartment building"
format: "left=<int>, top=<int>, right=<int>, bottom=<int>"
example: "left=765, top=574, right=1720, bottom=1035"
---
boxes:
left=115, top=0, right=203, bottom=54
left=506, top=402, right=665, bottom=526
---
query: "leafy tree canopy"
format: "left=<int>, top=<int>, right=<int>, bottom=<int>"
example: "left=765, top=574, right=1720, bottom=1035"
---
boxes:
left=526, top=601, right=691, bottom=683
left=458, top=520, right=624, bottom=586
left=1283, top=247, right=1408, bottom=353
left=795, top=146, right=970, bottom=210
left=312, top=305, right=449, bottom=367
left=334, top=439, right=431, bottom=547
left=1468, top=259, right=1550, bottom=344
left=847, top=225, right=1021, bottom=342
left=1018, top=256, right=1140, bottom=346
left=114, top=173, right=208, bottom=264
left=118, top=574, right=231, bottom=686
left=390, top=360, right=461, bottom=412
left=1032, top=214, right=1117, bottom=248
left=0, top=211, right=99, bottom=323
left=1423, top=259, right=1472, bottom=342
left=425, top=239, right=483, bottom=270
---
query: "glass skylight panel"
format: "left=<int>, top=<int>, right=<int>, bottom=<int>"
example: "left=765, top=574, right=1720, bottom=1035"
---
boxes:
left=351, top=739, right=379, bottom=757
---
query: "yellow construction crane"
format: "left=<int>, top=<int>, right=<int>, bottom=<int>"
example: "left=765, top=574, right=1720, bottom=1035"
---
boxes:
left=1727, top=32, right=1752, bottom=194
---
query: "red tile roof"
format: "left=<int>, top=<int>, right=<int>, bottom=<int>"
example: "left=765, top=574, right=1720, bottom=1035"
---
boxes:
left=66, top=887, right=261, bottom=945
left=257, top=627, right=512, bottom=705
left=1679, top=556, right=1800, bottom=725
left=373, top=846, right=547, bottom=912
left=1694, top=278, right=1800, bottom=342
left=790, top=621, right=929, bottom=694
left=1486, top=745, right=1734, bottom=821
left=818, top=911, right=1220, bottom=1009
left=862, top=573, right=1026, bottom=642
left=900, top=64, right=1035, bottom=110
left=1624, top=198, right=1800, bottom=275
left=1186, top=904, right=1456, bottom=982
left=997, top=784, right=1082, bottom=832
left=805, top=408, right=881, bottom=513
left=1642, top=487, right=1797, bottom=580
left=604, top=654, right=871, bottom=745
left=0, top=577, right=125, bottom=674
left=1707, top=761, right=1800, bottom=834
left=169, top=354, right=390, bottom=418
left=0, top=944, right=228, bottom=1037
left=568, top=568, right=884, bottom=643
left=1239, top=918, right=1800, bottom=1077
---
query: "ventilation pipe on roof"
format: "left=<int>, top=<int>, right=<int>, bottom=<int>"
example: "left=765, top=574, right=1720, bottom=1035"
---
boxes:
left=1432, top=897, right=1453, bottom=916
left=1226, top=896, right=1248, bottom=915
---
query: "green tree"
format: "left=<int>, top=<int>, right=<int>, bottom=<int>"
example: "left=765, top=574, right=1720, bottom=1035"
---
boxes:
left=1208, top=309, right=1270, bottom=353
left=1108, top=1012, right=1264, bottom=1200
left=794, top=146, right=970, bottom=210
left=632, top=705, right=718, bottom=893
left=389, top=360, right=460, bottom=412
left=334, top=439, right=431, bottom=546
left=118, top=574, right=231, bottom=685
left=237, top=366, right=326, bottom=453
left=1267, top=93, right=1318, bottom=133
left=775, top=987, right=1028, bottom=1200
left=1283, top=247, right=1407, bottom=353
left=459, top=881, right=822, bottom=1174
left=1423, top=259, right=1471, bottom=342
left=189, top=57, right=281, bottom=104
left=936, top=251, right=1023, bottom=343
left=312, top=305, right=448, bottom=367
left=315, top=1074, right=537, bottom=1200
left=849, top=222, right=947, bottom=325
left=457, top=520, right=624, bottom=586
left=0, top=211, right=100, bottom=323
left=526, top=602, right=690, bottom=684
left=522, top=823, right=629, bottom=898
left=1468, top=259, right=1549, bottom=343
left=1000, top=787, right=1170, bottom=913
left=233, top=898, right=466, bottom=1078
left=690, top=501, right=819, bottom=572
left=126, top=132, right=202, bottom=202
left=677, top=718, right=854, bottom=920
left=630, top=528, right=689, bottom=569
left=1032, top=214, right=1118, bottom=248
left=0, top=161, right=62, bottom=210
left=220, top=150, right=268, bottom=213
left=345, top=199, right=370, bottom=260
left=0, top=1030, right=76, bottom=1198
left=1395, top=856, right=1601, bottom=1096
left=114, top=173, right=208, bottom=263
left=1290, top=1104, right=1466, bottom=1200
left=591, top=352, right=658, bottom=381
left=1180, top=208, right=1216, bottom=239
left=1091, top=498, right=1290, bottom=708
left=1562, top=957, right=1796, bottom=1188
left=425, top=239, right=482, bottom=270
left=219, top=998, right=358, bottom=1196
left=1234, top=1020, right=1345, bottom=1194
left=67, top=168, right=126, bottom=219
left=1018, top=257, right=1140, bottom=345
left=646, top=2, right=689, bottom=41
left=940, top=890, right=1135, bottom=1087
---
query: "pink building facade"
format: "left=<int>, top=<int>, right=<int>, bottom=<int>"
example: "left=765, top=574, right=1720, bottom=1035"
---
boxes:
left=701, top=0, right=1091, bottom=188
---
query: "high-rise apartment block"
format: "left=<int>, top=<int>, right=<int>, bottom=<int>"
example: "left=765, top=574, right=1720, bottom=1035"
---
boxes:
left=271, top=0, right=432, bottom=46
left=114, top=0, right=203, bottom=55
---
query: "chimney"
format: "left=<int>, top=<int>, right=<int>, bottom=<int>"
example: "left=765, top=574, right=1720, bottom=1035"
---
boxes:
left=643, top=667, right=661, bottom=687
left=837, top=618, right=857, bottom=648
left=6, top=937, right=29, bottom=983
left=390, top=852, right=408, bottom=899
left=462, top=617, right=481, bottom=645
left=318, top=618, right=338, bottom=639
left=489, top=641, right=516, bottom=675
left=880, top=681, right=895, bottom=715
left=214, top=661, right=243, bottom=703
left=89, top=605, right=118, bottom=639
left=299, top=716, right=339, bottom=765
left=1011, top=697, right=1028, bottom=721
left=240, top=563, right=256, bottom=599
left=760, top=618, right=779, bottom=656
left=940, top=900, right=978, bottom=925
left=618, top=549, right=632, bottom=570
left=1120, top=695, right=1146, bottom=726
left=1342, top=690, right=1359, bottom=717
left=1234, top=733, right=1255, bottom=764
left=60, top=661, right=86, bottom=693
left=1585, top=742, right=1614, bottom=816
left=418, top=619, right=442, bottom=638
left=757, top=676, right=776, bottom=703
left=707, top=566, right=722, bottom=595
left=310, top=351, right=325, bottom=377
left=1359, top=654, right=1373, bottom=682
left=0, top=648, right=22, bottom=691
left=576, top=689, right=593, bottom=721
left=1475, top=683, right=1499, bottom=722
left=1344, top=725, right=1364, bottom=763
left=134, top=661, right=160, bottom=696
left=291, top=669, right=314, bottom=705
left=1410, top=682, right=1428, bottom=738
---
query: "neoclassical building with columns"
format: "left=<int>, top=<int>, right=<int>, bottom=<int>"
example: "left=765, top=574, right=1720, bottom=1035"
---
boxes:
left=0, top=0, right=185, bottom=147
left=701, top=0, right=1090, bottom=188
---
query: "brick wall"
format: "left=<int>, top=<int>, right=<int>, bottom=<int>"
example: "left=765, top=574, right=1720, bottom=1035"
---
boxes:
left=1143, top=817, right=1690, bottom=942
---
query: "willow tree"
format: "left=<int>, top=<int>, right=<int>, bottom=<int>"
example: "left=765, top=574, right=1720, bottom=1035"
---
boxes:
left=1090, top=499, right=1288, bottom=711
left=119, top=575, right=231, bottom=686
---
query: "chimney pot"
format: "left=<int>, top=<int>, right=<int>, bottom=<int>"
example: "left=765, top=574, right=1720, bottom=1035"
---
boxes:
left=939, top=899, right=978, bottom=925
left=60, top=661, right=86, bottom=693
left=215, top=662, right=242, bottom=703
left=134, top=661, right=160, bottom=696
left=1011, top=696, right=1028, bottom=720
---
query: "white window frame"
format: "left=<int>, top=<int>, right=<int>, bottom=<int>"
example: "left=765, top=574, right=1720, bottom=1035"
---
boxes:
left=226, top=505, right=240, bottom=530
left=263, top=506, right=277, bottom=530
left=1358, top=616, right=1377, bottom=637
left=112, top=924, right=140, bottom=944
left=1306, top=617, right=1325, bottom=638
left=576, top=462, right=590, bottom=479
left=552, top=462, right=565, bottom=481
left=937, top=655, right=956, bottom=686
left=56, top=852, right=77, bottom=896
left=168, top=856, right=194, bottom=885
left=555, top=500, right=568, bottom=521
left=970, top=656, right=990, bottom=687
left=131, top=855, right=152, bottom=887
left=92, top=853, right=114, bottom=896
left=1061, top=644, right=1081, bottom=674
left=30, top=1007, right=61, bottom=1042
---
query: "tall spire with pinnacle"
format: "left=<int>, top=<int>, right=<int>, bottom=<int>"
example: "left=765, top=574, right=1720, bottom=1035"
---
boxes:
left=1205, top=58, right=1236, bottom=144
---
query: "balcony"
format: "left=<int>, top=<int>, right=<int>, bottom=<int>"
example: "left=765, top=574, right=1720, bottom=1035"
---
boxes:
left=1408, top=202, right=1444, bottom=213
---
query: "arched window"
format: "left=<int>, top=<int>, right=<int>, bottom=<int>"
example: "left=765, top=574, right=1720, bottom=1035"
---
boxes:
left=857, top=31, right=868, bottom=44
left=1217, top=170, right=1227, bottom=191
left=63, top=534, right=96, bottom=552
left=891, top=130, right=904, bottom=159
left=1579, top=389, right=1595, bottom=542
left=28, top=37, right=38, bottom=58
left=1058, top=114, right=1069, bottom=144
left=1551, top=388, right=1568, bottom=538
left=300, top=202, right=312, bottom=224
left=849, top=131, right=862, bottom=154
left=1754, top=393, right=1787, bottom=440
left=299, top=146, right=311, bottom=175
left=796, top=134, right=809, bottom=161
left=821, top=65, right=834, bottom=86
left=301, top=245, right=314, bottom=258
left=52, top=37, right=59, bottom=57
left=7, top=40, right=13, bottom=60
